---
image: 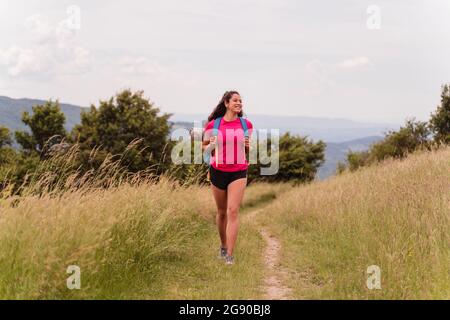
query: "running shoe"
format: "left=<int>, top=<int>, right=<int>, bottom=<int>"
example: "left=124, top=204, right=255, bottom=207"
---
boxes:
left=225, top=255, right=234, bottom=265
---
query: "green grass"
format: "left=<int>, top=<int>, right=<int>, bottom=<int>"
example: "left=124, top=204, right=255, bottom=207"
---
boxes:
left=135, top=186, right=288, bottom=299
left=258, top=147, right=450, bottom=299
left=3, top=143, right=447, bottom=300
left=145, top=217, right=265, bottom=299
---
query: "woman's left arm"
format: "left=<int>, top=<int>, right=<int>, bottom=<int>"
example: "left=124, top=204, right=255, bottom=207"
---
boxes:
left=244, top=120, right=253, bottom=153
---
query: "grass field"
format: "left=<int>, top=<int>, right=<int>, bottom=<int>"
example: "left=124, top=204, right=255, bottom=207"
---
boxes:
left=0, top=147, right=448, bottom=299
left=257, top=147, right=450, bottom=299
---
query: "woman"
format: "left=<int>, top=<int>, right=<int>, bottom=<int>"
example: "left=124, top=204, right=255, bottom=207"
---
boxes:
left=202, top=91, right=253, bottom=265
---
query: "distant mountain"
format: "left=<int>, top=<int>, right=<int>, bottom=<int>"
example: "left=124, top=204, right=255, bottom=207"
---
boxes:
left=318, top=136, right=383, bottom=179
left=1, top=96, right=391, bottom=179
left=170, top=113, right=398, bottom=143
left=0, top=96, right=88, bottom=132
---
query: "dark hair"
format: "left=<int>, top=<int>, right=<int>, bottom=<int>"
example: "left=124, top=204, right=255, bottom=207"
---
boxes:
left=207, top=91, right=243, bottom=122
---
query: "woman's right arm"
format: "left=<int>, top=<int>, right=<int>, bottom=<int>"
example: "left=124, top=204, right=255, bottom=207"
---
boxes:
left=202, top=139, right=209, bottom=152
left=202, top=121, right=216, bottom=152
left=202, top=136, right=216, bottom=152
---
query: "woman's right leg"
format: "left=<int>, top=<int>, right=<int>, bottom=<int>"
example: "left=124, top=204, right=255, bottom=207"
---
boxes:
left=211, top=184, right=228, bottom=248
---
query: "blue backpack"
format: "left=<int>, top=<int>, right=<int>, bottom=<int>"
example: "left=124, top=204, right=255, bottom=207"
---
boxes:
left=204, top=116, right=249, bottom=170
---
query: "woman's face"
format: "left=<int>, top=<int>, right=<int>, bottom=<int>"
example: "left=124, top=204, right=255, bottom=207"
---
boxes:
left=225, top=94, right=242, bottom=114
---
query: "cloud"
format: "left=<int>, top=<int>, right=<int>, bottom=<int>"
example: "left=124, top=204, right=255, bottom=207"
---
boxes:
left=0, top=46, right=41, bottom=77
left=336, top=56, right=371, bottom=69
left=0, top=14, right=92, bottom=78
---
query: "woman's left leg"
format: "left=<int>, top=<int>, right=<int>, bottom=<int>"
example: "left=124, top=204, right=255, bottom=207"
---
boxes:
left=225, top=177, right=247, bottom=257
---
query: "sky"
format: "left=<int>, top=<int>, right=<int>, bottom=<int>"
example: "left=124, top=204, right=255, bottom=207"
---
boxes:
left=0, top=0, right=449, bottom=124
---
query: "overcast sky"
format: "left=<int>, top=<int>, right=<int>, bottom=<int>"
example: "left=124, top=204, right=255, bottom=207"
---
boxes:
left=1, top=0, right=449, bottom=123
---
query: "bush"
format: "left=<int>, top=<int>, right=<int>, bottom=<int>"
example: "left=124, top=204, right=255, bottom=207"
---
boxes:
left=70, top=89, right=172, bottom=173
left=429, top=84, right=450, bottom=144
left=251, top=133, right=325, bottom=183
left=340, top=118, right=431, bottom=172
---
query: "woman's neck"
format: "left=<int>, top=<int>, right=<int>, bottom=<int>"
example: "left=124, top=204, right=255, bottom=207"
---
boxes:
left=223, top=111, right=238, bottom=122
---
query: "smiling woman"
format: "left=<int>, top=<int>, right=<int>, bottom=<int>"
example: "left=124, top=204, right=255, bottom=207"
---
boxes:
left=202, top=90, right=253, bottom=266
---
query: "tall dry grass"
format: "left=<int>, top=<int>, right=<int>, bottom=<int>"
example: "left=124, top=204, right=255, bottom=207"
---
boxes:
left=259, top=147, right=450, bottom=299
left=0, top=177, right=217, bottom=299
left=0, top=142, right=283, bottom=299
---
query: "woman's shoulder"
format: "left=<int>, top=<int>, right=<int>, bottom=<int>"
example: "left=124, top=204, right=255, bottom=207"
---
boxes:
left=204, top=119, right=215, bottom=130
left=243, top=118, right=253, bottom=128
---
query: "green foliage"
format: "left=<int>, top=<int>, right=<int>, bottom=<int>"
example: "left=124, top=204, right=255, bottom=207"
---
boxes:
left=14, top=100, right=67, bottom=156
left=252, top=133, right=325, bottom=184
left=369, top=118, right=431, bottom=161
left=70, top=89, right=172, bottom=173
left=0, top=126, right=12, bottom=148
left=346, top=150, right=370, bottom=172
left=2, top=101, right=67, bottom=192
left=0, top=126, right=19, bottom=189
left=429, top=84, right=450, bottom=144
left=0, top=152, right=40, bottom=194
left=340, top=118, right=431, bottom=172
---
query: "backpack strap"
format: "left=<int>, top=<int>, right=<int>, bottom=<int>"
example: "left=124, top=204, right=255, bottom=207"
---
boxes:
left=212, top=117, right=222, bottom=166
left=204, top=117, right=222, bottom=167
left=213, top=117, right=222, bottom=137
left=239, top=117, right=249, bottom=138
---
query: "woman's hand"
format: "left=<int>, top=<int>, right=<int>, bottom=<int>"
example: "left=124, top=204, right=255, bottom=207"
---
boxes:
left=209, top=136, right=217, bottom=148
left=244, top=137, right=250, bottom=149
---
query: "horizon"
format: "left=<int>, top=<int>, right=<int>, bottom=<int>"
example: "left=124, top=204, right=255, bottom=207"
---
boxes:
left=1, top=93, right=403, bottom=126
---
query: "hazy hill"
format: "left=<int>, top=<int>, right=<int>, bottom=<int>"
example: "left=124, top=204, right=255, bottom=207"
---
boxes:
left=0, top=96, right=88, bottom=132
left=318, top=135, right=383, bottom=179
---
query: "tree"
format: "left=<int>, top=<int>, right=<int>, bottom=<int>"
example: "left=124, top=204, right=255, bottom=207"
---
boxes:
left=252, top=133, right=326, bottom=183
left=0, top=126, right=12, bottom=148
left=0, top=126, right=15, bottom=166
left=346, top=150, right=370, bottom=172
left=340, top=118, right=431, bottom=172
left=1, top=126, right=21, bottom=190
left=71, top=89, right=172, bottom=172
left=369, top=118, right=430, bottom=161
left=15, top=100, right=67, bottom=157
left=429, top=84, right=450, bottom=144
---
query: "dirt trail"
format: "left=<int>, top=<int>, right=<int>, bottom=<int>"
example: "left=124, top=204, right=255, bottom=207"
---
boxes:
left=243, top=209, right=293, bottom=300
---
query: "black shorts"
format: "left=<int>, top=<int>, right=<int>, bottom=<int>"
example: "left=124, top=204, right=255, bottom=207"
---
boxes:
left=209, top=166, right=248, bottom=190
